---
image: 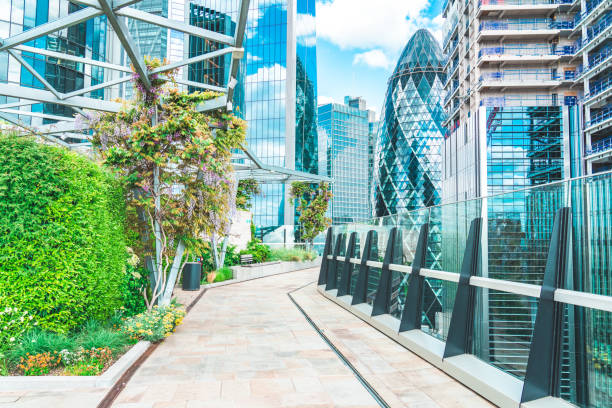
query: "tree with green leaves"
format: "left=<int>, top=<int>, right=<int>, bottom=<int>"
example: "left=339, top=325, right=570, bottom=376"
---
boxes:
left=290, top=182, right=332, bottom=249
left=236, top=178, right=260, bottom=210
left=83, top=57, right=246, bottom=308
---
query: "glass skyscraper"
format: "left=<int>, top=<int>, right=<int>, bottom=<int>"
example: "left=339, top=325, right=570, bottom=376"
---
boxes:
left=183, top=0, right=317, bottom=232
left=318, top=96, right=375, bottom=224
left=0, top=0, right=107, bottom=130
left=374, top=29, right=446, bottom=217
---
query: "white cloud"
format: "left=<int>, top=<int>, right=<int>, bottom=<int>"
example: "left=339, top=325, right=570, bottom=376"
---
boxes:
left=318, top=95, right=335, bottom=105
left=246, top=52, right=261, bottom=62
left=353, top=49, right=393, bottom=69
left=316, top=0, right=433, bottom=53
left=296, top=13, right=317, bottom=46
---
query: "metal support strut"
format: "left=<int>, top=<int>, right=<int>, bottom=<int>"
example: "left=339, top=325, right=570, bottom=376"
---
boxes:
left=521, top=207, right=572, bottom=403
left=443, top=217, right=482, bottom=358
left=352, top=230, right=377, bottom=305
left=399, top=223, right=430, bottom=332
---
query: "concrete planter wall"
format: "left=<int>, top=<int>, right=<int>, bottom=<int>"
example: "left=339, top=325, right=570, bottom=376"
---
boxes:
left=0, top=341, right=151, bottom=391
left=231, top=259, right=321, bottom=281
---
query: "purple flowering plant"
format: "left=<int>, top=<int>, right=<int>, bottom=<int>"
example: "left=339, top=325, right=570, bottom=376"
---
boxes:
left=80, top=56, right=246, bottom=308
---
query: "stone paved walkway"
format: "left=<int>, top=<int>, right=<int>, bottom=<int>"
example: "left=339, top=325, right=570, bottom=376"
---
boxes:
left=113, top=268, right=493, bottom=408
left=1, top=267, right=494, bottom=407
left=113, top=268, right=378, bottom=408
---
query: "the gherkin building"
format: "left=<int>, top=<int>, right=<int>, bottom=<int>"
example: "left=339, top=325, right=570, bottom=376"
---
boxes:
left=374, top=29, right=446, bottom=217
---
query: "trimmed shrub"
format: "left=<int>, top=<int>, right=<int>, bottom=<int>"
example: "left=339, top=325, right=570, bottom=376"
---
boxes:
left=269, top=247, right=317, bottom=262
left=239, top=239, right=270, bottom=263
left=0, top=136, right=128, bottom=334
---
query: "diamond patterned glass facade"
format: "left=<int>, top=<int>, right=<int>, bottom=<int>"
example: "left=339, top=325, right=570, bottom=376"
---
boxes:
left=374, top=29, right=446, bottom=218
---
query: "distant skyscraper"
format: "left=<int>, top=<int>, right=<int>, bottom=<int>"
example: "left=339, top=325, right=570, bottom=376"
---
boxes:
left=318, top=96, right=376, bottom=224
left=374, top=29, right=446, bottom=217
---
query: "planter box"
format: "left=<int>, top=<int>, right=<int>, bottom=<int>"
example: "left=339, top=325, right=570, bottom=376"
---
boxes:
left=0, top=341, right=151, bottom=391
left=231, top=259, right=321, bottom=281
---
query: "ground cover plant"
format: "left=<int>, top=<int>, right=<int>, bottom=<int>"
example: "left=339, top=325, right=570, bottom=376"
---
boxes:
left=1, top=303, right=186, bottom=376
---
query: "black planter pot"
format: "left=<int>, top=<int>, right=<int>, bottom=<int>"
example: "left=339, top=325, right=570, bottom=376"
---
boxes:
left=182, top=262, right=202, bottom=291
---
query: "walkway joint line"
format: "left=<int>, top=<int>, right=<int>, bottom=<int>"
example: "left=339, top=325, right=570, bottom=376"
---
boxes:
left=287, top=282, right=391, bottom=408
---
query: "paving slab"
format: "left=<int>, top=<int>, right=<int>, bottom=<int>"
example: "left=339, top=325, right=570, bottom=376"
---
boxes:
left=112, top=268, right=378, bottom=408
left=290, top=280, right=494, bottom=408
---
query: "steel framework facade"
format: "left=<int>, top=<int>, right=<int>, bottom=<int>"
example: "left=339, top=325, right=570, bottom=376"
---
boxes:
left=0, top=0, right=327, bottom=184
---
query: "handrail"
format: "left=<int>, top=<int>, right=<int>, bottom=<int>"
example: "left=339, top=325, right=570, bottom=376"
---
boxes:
left=479, top=18, right=574, bottom=31
left=327, top=248, right=611, bottom=312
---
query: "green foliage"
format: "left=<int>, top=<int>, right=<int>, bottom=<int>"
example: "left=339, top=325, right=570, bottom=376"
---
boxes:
left=120, top=264, right=149, bottom=317
left=269, top=248, right=317, bottom=262
left=223, top=245, right=240, bottom=268
left=61, top=347, right=113, bottom=376
left=8, top=331, right=74, bottom=363
left=0, top=136, right=128, bottom=333
left=121, top=304, right=185, bottom=343
left=240, top=239, right=270, bottom=263
left=85, top=57, right=247, bottom=307
left=236, top=179, right=260, bottom=210
left=0, top=307, right=38, bottom=352
left=290, top=182, right=332, bottom=244
left=198, top=243, right=239, bottom=272
left=75, top=321, right=132, bottom=354
left=214, top=267, right=233, bottom=283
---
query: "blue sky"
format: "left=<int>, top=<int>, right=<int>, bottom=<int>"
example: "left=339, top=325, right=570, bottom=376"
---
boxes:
left=315, top=0, right=444, bottom=117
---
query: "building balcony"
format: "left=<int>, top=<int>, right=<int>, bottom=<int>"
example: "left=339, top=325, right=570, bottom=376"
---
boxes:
left=576, top=46, right=612, bottom=80
left=444, top=61, right=460, bottom=85
left=444, top=80, right=460, bottom=105
left=585, top=104, right=612, bottom=134
left=574, top=12, right=612, bottom=53
left=586, top=134, right=612, bottom=156
left=443, top=19, right=460, bottom=51
left=478, top=0, right=572, bottom=18
left=477, top=44, right=575, bottom=65
left=573, top=0, right=611, bottom=31
left=478, top=70, right=567, bottom=89
left=480, top=94, right=576, bottom=106
left=584, top=73, right=612, bottom=105
left=478, top=19, right=574, bottom=40
left=445, top=39, right=460, bottom=63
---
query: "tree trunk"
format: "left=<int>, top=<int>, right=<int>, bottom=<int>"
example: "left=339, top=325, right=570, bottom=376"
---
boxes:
left=159, top=240, right=186, bottom=306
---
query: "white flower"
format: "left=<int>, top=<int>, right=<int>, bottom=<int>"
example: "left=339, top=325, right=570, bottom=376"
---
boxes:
left=9, top=337, right=15, bottom=342
left=32, top=339, right=36, bottom=343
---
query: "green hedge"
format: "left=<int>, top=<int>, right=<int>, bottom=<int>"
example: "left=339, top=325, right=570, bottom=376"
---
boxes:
left=0, top=136, right=128, bottom=333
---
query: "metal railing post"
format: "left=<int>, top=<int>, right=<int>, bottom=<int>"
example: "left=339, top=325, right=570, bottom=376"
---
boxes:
left=443, top=217, right=482, bottom=358
left=372, top=227, right=402, bottom=316
left=337, top=232, right=357, bottom=297
left=352, top=230, right=377, bottom=305
left=399, top=223, right=430, bottom=332
left=521, top=207, right=572, bottom=403
left=317, top=228, right=333, bottom=286
left=326, top=233, right=345, bottom=291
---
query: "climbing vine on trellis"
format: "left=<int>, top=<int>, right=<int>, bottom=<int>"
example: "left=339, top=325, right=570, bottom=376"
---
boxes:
left=290, top=182, right=332, bottom=248
left=81, top=57, right=246, bottom=308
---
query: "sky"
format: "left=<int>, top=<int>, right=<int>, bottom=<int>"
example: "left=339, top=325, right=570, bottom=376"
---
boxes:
left=315, top=0, right=445, bottom=118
